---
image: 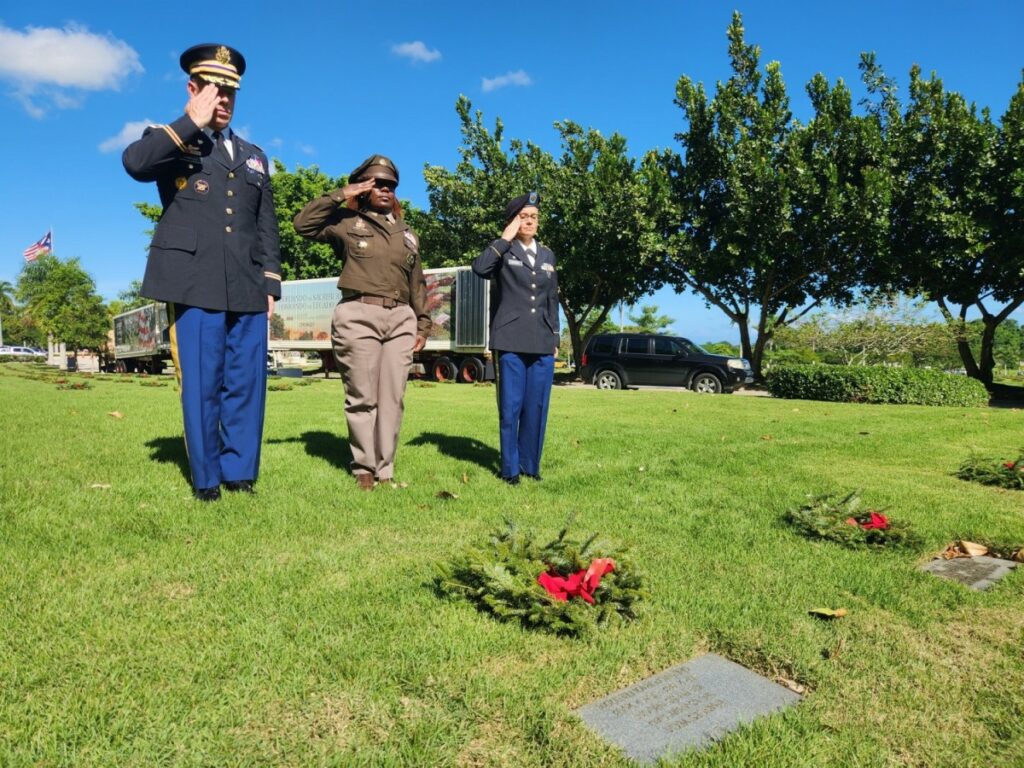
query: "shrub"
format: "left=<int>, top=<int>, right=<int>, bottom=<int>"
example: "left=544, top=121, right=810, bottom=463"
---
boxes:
left=766, top=364, right=989, bottom=407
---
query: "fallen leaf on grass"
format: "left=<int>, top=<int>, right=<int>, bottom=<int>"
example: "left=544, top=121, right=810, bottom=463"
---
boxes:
left=943, top=540, right=989, bottom=559
left=89, top=483, right=111, bottom=490
left=107, top=411, right=124, bottom=419
left=858, top=431, right=870, bottom=435
left=1012, top=549, right=1024, bottom=562
left=760, top=435, right=774, bottom=441
left=809, top=607, right=847, bottom=620
left=777, top=677, right=807, bottom=695
left=638, top=466, right=645, bottom=472
left=460, top=472, right=469, bottom=485
left=436, top=490, right=460, bottom=500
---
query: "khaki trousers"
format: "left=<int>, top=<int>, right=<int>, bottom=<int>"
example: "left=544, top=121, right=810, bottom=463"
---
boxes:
left=331, top=300, right=416, bottom=479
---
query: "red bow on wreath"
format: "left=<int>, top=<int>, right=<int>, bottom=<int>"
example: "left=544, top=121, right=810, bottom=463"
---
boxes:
left=846, top=512, right=889, bottom=530
left=537, top=558, right=616, bottom=604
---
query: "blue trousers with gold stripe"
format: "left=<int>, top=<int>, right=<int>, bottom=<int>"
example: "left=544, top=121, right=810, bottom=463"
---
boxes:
left=496, top=351, right=554, bottom=479
left=169, top=304, right=268, bottom=490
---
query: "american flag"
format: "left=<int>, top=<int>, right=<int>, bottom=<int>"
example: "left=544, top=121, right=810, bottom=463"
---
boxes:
left=23, top=231, right=52, bottom=262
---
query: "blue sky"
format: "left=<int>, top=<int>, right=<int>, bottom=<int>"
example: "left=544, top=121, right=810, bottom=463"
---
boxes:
left=2, top=1, right=1022, bottom=343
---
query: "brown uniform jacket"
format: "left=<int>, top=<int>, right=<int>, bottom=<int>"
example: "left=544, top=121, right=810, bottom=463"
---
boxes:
left=293, top=192, right=430, bottom=338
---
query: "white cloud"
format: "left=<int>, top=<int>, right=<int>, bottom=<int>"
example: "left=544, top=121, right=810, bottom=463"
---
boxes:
left=267, top=137, right=284, bottom=148
left=481, top=69, right=532, bottom=93
left=0, top=23, right=142, bottom=116
left=298, top=143, right=316, bottom=156
left=98, top=120, right=152, bottom=153
left=391, top=41, right=441, bottom=64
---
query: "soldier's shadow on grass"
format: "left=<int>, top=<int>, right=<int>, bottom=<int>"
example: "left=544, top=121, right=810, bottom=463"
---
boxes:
left=406, top=432, right=500, bottom=473
left=267, top=430, right=352, bottom=471
left=145, top=436, right=191, bottom=483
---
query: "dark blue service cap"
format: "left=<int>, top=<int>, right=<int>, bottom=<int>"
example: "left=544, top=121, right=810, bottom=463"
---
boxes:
left=505, top=191, right=540, bottom=221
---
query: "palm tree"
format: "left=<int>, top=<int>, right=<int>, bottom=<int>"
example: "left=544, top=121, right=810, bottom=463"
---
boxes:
left=0, top=280, right=14, bottom=312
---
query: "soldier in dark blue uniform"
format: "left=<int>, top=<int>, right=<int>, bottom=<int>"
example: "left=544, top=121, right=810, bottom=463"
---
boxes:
left=472, top=193, right=560, bottom=484
left=123, top=43, right=281, bottom=501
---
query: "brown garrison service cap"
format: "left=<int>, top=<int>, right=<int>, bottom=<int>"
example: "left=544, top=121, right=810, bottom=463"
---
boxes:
left=350, top=155, right=399, bottom=185
left=180, top=43, right=246, bottom=89
left=505, top=191, right=540, bottom=221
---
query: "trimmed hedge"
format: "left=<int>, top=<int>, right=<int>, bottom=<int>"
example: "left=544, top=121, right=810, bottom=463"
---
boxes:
left=765, top=363, right=989, bottom=407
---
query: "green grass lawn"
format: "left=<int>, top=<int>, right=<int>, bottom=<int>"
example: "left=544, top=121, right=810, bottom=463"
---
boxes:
left=1, top=363, right=1022, bottom=767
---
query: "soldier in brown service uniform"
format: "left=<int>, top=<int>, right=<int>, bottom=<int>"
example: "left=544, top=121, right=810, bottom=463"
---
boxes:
left=294, top=155, right=429, bottom=490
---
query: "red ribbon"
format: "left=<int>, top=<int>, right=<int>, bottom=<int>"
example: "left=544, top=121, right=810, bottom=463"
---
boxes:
left=845, top=512, right=889, bottom=530
left=537, top=558, right=616, bottom=604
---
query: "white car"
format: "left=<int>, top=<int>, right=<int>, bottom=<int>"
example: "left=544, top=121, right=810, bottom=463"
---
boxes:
left=1, top=346, right=45, bottom=357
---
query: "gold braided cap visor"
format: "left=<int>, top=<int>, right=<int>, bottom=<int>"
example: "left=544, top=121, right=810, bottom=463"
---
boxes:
left=189, top=61, right=241, bottom=89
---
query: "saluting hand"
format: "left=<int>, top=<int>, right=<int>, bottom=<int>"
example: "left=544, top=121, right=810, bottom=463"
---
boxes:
left=501, top=216, right=521, bottom=242
left=339, top=179, right=376, bottom=202
left=185, top=83, right=220, bottom=128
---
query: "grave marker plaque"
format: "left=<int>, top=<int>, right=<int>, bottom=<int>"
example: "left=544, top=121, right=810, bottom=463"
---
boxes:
left=920, top=555, right=1017, bottom=591
left=577, top=653, right=801, bottom=764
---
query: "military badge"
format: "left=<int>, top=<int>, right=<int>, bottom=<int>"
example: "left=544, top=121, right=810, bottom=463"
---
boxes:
left=354, top=219, right=367, bottom=230
left=541, top=263, right=555, bottom=272
left=175, top=177, right=187, bottom=190
left=406, top=252, right=416, bottom=266
left=194, top=179, right=209, bottom=194
left=245, top=155, right=265, bottom=175
left=358, top=241, right=368, bottom=249
left=216, top=46, right=232, bottom=65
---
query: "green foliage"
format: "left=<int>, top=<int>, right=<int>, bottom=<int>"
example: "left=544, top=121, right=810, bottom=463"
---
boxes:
left=625, top=304, right=674, bottom=334
left=861, top=57, right=1024, bottom=386
left=957, top=450, right=1024, bottom=490
left=435, top=519, right=646, bottom=637
left=787, top=491, right=920, bottom=549
left=17, top=255, right=110, bottom=353
left=702, top=341, right=741, bottom=357
left=270, top=161, right=348, bottom=280
left=766, top=363, right=989, bottom=406
left=662, top=12, right=885, bottom=377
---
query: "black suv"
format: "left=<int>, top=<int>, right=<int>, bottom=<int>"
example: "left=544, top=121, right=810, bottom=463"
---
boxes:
left=581, top=333, right=754, bottom=393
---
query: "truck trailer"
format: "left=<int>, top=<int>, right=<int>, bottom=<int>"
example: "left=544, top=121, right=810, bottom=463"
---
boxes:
left=111, top=302, right=170, bottom=374
left=268, top=266, right=492, bottom=381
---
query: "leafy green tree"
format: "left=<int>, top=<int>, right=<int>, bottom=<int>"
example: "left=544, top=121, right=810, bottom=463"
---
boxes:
left=625, top=304, right=674, bottom=334
left=17, top=254, right=109, bottom=356
left=862, top=57, right=1024, bottom=386
left=662, top=12, right=883, bottom=378
left=423, top=97, right=668, bottom=368
left=269, top=161, right=349, bottom=279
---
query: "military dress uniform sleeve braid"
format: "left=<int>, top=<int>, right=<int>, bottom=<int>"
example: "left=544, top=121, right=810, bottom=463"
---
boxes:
left=123, top=114, right=203, bottom=182
left=255, top=158, right=283, bottom=299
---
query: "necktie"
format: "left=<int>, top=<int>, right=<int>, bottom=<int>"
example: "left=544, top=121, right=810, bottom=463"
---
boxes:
left=212, top=130, right=230, bottom=161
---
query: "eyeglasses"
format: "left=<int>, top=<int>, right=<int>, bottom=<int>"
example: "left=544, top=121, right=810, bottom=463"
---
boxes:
left=373, top=179, right=396, bottom=190
left=519, top=213, right=539, bottom=221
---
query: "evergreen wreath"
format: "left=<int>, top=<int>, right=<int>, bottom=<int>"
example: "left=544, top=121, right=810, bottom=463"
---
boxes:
left=956, top=450, right=1024, bottom=491
left=434, top=519, right=646, bottom=637
left=787, top=490, right=920, bottom=549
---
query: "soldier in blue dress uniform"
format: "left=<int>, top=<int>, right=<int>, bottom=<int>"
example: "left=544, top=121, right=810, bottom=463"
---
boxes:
left=123, top=43, right=282, bottom=501
left=472, top=193, right=559, bottom=484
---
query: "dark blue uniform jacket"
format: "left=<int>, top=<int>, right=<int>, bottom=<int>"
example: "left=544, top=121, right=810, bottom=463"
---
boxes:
left=472, top=238, right=560, bottom=355
left=123, top=114, right=281, bottom=313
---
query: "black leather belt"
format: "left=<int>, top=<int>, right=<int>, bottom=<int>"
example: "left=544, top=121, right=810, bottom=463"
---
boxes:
left=342, top=294, right=406, bottom=309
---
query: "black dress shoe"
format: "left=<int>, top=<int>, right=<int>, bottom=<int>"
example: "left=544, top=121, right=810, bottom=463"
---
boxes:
left=193, top=486, right=221, bottom=502
left=523, top=473, right=542, bottom=481
left=223, top=480, right=255, bottom=494
left=503, top=475, right=520, bottom=486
